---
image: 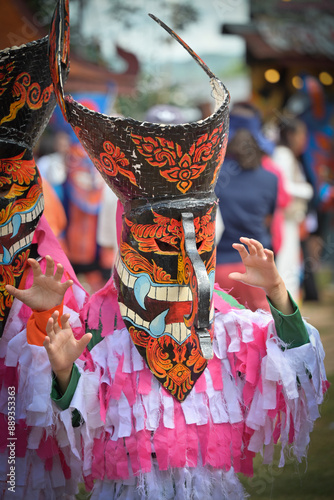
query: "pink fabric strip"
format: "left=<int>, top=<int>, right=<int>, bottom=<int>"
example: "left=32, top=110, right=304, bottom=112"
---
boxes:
left=105, top=440, right=118, bottom=479
left=136, top=429, right=152, bottom=473
left=289, top=413, right=295, bottom=444
left=108, top=355, right=125, bottom=401
left=91, top=437, right=106, bottom=480
left=245, top=344, right=260, bottom=385
left=195, top=371, right=207, bottom=393
left=45, top=457, right=53, bottom=471
left=243, top=381, right=256, bottom=409
left=197, top=422, right=210, bottom=464
left=36, top=433, right=59, bottom=460
left=59, top=448, right=72, bottom=480
left=100, top=295, right=116, bottom=338
left=125, top=434, right=141, bottom=476
left=98, top=381, right=109, bottom=423
left=185, top=423, right=198, bottom=468
left=169, top=404, right=187, bottom=468
left=15, top=420, right=28, bottom=458
left=207, top=355, right=223, bottom=391
left=115, top=438, right=130, bottom=479
left=206, top=423, right=231, bottom=470
left=213, top=288, right=234, bottom=314
left=122, top=371, right=137, bottom=407
left=138, top=365, right=152, bottom=395
left=231, top=422, right=243, bottom=472
left=153, top=424, right=169, bottom=471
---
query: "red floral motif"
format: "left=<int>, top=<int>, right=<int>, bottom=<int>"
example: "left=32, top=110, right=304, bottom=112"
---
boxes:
left=0, top=72, right=53, bottom=126
left=131, top=124, right=223, bottom=193
left=92, top=140, right=138, bottom=187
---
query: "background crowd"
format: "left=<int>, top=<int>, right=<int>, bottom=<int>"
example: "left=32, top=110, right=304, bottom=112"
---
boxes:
left=35, top=86, right=334, bottom=309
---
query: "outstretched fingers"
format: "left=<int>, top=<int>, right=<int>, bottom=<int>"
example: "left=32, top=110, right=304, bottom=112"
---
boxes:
left=54, top=262, right=65, bottom=282
left=5, top=283, right=20, bottom=299
left=27, top=258, right=43, bottom=279
left=45, top=311, right=60, bottom=342
left=232, top=242, right=249, bottom=259
left=264, top=248, right=275, bottom=263
left=249, top=238, right=266, bottom=258
left=44, top=255, right=56, bottom=277
left=79, top=332, right=93, bottom=351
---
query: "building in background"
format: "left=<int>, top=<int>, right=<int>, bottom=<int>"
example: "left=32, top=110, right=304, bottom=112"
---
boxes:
left=222, top=0, right=334, bottom=118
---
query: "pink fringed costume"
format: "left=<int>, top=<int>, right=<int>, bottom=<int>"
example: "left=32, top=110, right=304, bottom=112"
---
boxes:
left=48, top=2, right=328, bottom=499
left=0, top=14, right=89, bottom=498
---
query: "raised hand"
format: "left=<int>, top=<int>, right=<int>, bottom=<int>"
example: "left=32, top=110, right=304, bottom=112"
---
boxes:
left=229, top=237, right=280, bottom=291
left=44, top=311, right=92, bottom=394
left=229, top=237, right=293, bottom=314
left=5, top=255, right=73, bottom=311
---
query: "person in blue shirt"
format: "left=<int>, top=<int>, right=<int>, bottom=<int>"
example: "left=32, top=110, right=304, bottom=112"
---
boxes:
left=215, top=108, right=279, bottom=311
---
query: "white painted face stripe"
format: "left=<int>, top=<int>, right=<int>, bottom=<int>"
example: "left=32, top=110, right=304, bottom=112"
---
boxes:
left=0, top=195, right=44, bottom=263
left=120, top=300, right=191, bottom=344
left=0, top=231, right=34, bottom=263
left=116, top=255, right=194, bottom=303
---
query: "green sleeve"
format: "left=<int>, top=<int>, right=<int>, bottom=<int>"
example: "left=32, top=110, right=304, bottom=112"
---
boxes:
left=51, top=363, right=82, bottom=427
left=267, top=292, right=310, bottom=348
left=50, top=323, right=104, bottom=424
left=214, top=288, right=246, bottom=309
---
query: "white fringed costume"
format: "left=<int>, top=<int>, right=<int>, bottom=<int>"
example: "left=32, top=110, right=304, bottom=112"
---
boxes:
left=52, top=279, right=327, bottom=500
left=0, top=217, right=88, bottom=499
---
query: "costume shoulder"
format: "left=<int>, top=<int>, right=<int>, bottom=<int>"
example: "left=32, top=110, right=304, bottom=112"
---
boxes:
left=213, top=284, right=245, bottom=312
left=81, top=276, right=125, bottom=339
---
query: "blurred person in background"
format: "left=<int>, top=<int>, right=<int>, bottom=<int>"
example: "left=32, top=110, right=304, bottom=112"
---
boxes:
left=272, top=116, right=314, bottom=303
left=65, top=140, right=105, bottom=292
left=36, top=130, right=70, bottom=205
left=215, top=104, right=279, bottom=312
left=96, top=184, right=119, bottom=281
left=35, top=132, right=70, bottom=251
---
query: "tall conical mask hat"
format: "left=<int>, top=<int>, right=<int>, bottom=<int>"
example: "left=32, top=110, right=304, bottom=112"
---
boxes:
left=50, top=0, right=230, bottom=401
left=0, top=7, right=61, bottom=336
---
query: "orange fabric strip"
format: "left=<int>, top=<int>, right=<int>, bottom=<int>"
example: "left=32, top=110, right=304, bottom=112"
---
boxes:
left=27, top=302, right=64, bottom=346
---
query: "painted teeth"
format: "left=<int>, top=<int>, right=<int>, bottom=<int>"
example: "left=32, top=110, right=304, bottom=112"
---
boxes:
left=0, top=197, right=44, bottom=264
left=116, top=256, right=193, bottom=303
left=0, top=232, right=34, bottom=263
left=119, top=302, right=191, bottom=344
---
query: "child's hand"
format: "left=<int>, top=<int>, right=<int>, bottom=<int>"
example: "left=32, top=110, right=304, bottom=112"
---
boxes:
left=229, top=237, right=281, bottom=293
left=44, top=311, right=92, bottom=394
left=229, top=237, right=293, bottom=314
left=5, top=255, right=73, bottom=311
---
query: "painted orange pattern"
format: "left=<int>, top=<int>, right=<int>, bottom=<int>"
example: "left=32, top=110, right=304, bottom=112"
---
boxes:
left=0, top=61, right=15, bottom=97
left=129, top=324, right=207, bottom=401
left=119, top=206, right=216, bottom=401
left=0, top=151, right=36, bottom=186
left=0, top=71, right=53, bottom=125
left=89, top=139, right=138, bottom=187
left=0, top=250, right=29, bottom=326
left=131, top=124, right=223, bottom=193
left=125, top=207, right=216, bottom=256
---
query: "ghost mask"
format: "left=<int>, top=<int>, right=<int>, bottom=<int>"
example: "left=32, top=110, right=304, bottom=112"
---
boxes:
left=49, top=0, right=230, bottom=401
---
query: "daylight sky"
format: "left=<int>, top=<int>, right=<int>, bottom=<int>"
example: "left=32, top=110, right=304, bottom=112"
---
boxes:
left=78, top=0, right=249, bottom=66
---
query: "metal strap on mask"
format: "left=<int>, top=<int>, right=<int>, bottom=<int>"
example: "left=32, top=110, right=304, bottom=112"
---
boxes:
left=181, top=213, right=213, bottom=359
